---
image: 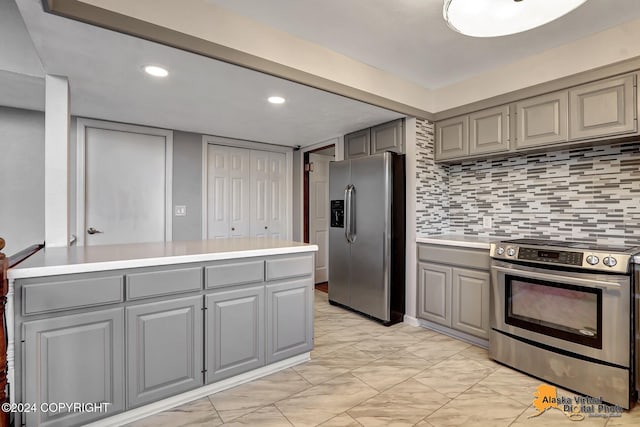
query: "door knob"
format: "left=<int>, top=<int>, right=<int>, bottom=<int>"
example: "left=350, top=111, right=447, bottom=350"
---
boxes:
left=87, top=227, right=103, bottom=235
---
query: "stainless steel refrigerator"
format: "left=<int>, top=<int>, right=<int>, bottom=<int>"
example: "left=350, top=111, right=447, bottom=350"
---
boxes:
left=328, top=151, right=405, bottom=325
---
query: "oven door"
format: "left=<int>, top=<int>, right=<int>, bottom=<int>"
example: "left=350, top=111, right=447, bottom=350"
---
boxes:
left=491, top=259, right=631, bottom=368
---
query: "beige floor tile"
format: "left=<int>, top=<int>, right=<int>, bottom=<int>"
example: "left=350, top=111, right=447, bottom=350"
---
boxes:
left=275, top=373, right=378, bottom=427
left=208, top=369, right=311, bottom=422
left=412, top=357, right=496, bottom=398
left=352, top=331, right=423, bottom=355
left=348, top=378, right=450, bottom=426
left=404, top=335, right=471, bottom=361
left=318, top=413, right=362, bottom=427
left=476, top=366, right=545, bottom=406
left=219, top=405, right=293, bottom=426
left=350, top=352, right=433, bottom=391
left=604, top=403, right=640, bottom=426
left=125, top=397, right=222, bottom=427
left=426, top=384, right=528, bottom=427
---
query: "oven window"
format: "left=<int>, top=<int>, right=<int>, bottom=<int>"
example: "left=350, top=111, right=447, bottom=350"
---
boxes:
left=505, top=275, right=602, bottom=349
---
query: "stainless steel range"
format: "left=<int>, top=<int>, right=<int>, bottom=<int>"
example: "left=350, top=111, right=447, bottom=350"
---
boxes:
left=489, top=238, right=639, bottom=408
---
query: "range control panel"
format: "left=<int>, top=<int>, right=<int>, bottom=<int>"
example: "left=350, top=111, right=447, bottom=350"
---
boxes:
left=517, top=247, right=583, bottom=266
left=330, top=200, right=344, bottom=228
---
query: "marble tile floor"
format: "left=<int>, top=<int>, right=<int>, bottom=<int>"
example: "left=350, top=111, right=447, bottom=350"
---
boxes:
left=128, top=291, right=640, bottom=427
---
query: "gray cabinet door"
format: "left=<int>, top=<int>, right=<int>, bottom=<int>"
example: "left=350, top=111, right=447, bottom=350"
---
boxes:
left=451, top=268, right=490, bottom=339
left=569, top=74, right=636, bottom=140
left=126, top=296, right=203, bottom=408
left=371, top=119, right=404, bottom=154
left=344, top=128, right=370, bottom=159
left=435, top=116, right=468, bottom=160
left=205, top=285, right=265, bottom=383
left=266, top=279, right=313, bottom=364
left=469, top=105, right=510, bottom=155
left=515, top=91, right=569, bottom=149
left=23, top=308, right=125, bottom=427
left=417, top=263, right=452, bottom=327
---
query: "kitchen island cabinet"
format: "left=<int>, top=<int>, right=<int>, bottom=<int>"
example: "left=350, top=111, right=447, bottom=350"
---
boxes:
left=8, top=238, right=317, bottom=427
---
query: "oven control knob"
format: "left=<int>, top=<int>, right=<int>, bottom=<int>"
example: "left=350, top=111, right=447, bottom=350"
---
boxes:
left=507, top=248, right=516, bottom=257
left=586, top=255, right=599, bottom=265
left=496, top=247, right=505, bottom=255
left=603, top=256, right=617, bottom=267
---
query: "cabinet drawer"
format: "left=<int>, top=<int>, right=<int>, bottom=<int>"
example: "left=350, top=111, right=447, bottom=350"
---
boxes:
left=126, top=267, right=202, bottom=300
left=205, top=260, right=264, bottom=288
left=418, top=244, right=489, bottom=270
left=23, top=275, right=123, bottom=315
left=266, top=255, right=313, bottom=281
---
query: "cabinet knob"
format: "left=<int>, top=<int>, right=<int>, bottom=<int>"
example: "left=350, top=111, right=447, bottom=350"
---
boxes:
left=231, top=227, right=235, bottom=231
left=264, top=226, right=268, bottom=230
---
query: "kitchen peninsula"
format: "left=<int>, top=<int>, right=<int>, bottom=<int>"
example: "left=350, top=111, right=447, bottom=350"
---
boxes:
left=7, top=238, right=317, bottom=427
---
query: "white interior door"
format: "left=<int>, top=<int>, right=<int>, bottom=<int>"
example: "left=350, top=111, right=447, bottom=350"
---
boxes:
left=250, top=150, right=286, bottom=239
left=309, top=153, right=331, bottom=283
left=82, top=123, right=172, bottom=246
left=207, top=145, right=250, bottom=238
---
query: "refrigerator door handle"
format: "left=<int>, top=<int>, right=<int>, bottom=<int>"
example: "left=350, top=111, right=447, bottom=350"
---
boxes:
left=349, top=185, right=356, bottom=243
left=345, top=184, right=356, bottom=243
left=344, top=185, right=352, bottom=243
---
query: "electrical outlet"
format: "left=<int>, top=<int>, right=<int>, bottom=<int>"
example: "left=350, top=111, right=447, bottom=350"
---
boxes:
left=175, top=205, right=187, bottom=217
left=483, top=216, right=492, bottom=229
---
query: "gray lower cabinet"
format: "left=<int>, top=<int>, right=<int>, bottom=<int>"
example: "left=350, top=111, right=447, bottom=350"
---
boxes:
left=266, top=279, right=313, bottom=364
left=205, top=285, right=265, bottom=383
left=451, top=268, right=490, bottom=339
left=23, top=308, right=125, bottom=427
left=417, top=244, right=490, bottom=340
left=417, top=263, right=451, bottom=327
left=126, top=296, right=203, bottom=408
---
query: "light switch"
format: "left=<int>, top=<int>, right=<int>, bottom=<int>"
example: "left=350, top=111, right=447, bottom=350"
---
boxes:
left=175, top=205, right=187, bottom=217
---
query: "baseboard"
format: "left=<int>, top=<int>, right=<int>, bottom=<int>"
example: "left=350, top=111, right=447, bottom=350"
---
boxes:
left=417, top=318, right=489, bottom=349
left=84, top=353, right=311, bottom=427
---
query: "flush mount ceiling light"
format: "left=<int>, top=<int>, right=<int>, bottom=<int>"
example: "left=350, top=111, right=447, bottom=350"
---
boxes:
left=268, top=96, right=286, bottom=104
left=144, top=65, right=169, bottom=77
left=443, top=0, right=590, bottom=38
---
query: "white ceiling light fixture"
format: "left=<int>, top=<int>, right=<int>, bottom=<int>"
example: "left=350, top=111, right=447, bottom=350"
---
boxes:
left=443, top=0, right=590, bottom=38
left=268, top=96, right=286, bottom=104
left=144, top=65, right=169, bottom=77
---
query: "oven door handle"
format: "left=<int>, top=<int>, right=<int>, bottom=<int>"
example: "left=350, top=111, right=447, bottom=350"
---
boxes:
left=492, top=265, right=623, bottom=290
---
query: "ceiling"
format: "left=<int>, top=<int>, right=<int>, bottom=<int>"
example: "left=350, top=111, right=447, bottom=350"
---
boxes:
left=208, top=0, right=640, bottom=89
left=4, top=0, right=403, bottom=147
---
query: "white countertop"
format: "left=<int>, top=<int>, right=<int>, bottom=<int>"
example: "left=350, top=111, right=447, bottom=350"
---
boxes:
left=416, top=234, right=495, bottom=250
left=8, top=238, right=318, bottom=279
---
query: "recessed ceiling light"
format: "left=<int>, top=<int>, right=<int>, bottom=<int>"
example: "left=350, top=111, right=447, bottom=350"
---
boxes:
left=144, top=65, right=169, bottom=77
left=268, top=96, right=286, bottom=104
left=443, top=0, right=589, bottom=38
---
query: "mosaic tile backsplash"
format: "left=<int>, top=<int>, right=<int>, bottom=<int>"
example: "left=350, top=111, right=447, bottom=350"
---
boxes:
left=415, top=118, right=640, bottom=245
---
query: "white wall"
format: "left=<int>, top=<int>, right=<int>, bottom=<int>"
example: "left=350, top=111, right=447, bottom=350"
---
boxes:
left=0, top=0, right=44, bottom=77
left=0, top=107, right=45, bottom=255
left=403, top=118, right=418, bottom=323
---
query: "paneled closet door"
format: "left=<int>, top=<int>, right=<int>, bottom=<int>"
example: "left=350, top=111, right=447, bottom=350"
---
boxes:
left=250, top=151, right=287, bottom=239
left=207, top=146, right=250, bottom=238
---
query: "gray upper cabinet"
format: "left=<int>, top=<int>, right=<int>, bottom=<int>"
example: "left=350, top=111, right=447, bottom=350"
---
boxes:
left=469, top=105, right=509, bottom=155
left=417, top=262, right=451, bottom=327
left=205, top=285, right=265, bottom=383
left=515, top=91, right=569, bottom=149
left=266, top=279, right=314, bottom=364
left=23, top=308, right=125, bottom=427
left=126, top=296, right=203, bottom=408
left=451, top=268, right=490, bottom=339
left=569, top=74, right=637, bottom=140
left=345, top=119, right=405, bottom=159
left=371, top=119, right=404, bottom=155
left=344, top=128, right=370, bottom=159
left=435, top=115, right=468, bottom=160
